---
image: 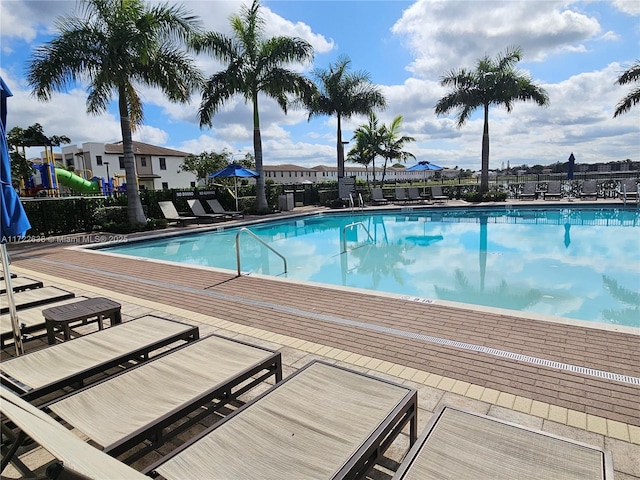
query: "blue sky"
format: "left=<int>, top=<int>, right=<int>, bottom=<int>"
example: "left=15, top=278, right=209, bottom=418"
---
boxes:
left=1, top=0, right=638, bottom=171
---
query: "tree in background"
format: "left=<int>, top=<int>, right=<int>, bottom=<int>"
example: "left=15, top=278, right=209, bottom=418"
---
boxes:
left=180, top=149, right=257, bottom=186
left=192, top=0, right=315, bottom=212
left=307, top=55, right=386, bottom=198
left=435, top=46, right=549, bottom=193
left=614, top=60, right=640, bottom=118
left=348, top=112, right=381, bottom=187
left=378, top=115, right=415, bottom=184
left=27, top=0, right=202, bottom=227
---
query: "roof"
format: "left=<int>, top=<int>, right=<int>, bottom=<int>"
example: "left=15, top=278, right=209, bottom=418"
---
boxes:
left=103, top=141, right=191, bottom=157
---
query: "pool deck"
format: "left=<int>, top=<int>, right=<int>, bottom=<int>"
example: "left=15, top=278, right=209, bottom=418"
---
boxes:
left=3, top=198, right=640, bottom=478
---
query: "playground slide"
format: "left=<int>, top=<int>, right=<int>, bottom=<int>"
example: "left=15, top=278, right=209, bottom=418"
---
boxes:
left=55, top=168, right=100, bottom=193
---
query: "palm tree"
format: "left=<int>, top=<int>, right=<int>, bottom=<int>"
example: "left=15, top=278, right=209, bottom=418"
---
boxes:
left=192, top=0, right=315, bottom=212
left=348, top=112, right=381, bottom=187
left=378, top=115, right=415, bottom=184
left=435, top=46, right=549, bottom=193
left=27, top=0, right=202, bottom=227
left=614, top=60, right=640, bottom=118
left=307, top=55, right=386, bottom=198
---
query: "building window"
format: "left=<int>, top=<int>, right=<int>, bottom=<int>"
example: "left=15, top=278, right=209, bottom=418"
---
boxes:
left=190, top=181, right=196, bottom=187
left=162, top=182, right=169, bottom=189
left=119, top=157, right=125, bottom=169
left=96, top=155, right=103, bottom=166
left=140, top=157, right=147, bottom=167
left=159, top=158, right=167, bottom=170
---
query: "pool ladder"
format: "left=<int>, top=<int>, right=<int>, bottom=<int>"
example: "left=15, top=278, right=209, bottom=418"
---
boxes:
left=235, top=227, right=287, bottom=277
left=349, top=193, right=365, bottom=213
left=341, top=222, right=374, bottom=253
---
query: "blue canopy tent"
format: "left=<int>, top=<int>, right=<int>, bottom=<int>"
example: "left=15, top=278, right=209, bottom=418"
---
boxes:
left=1, top=76, right=31, bottom=355
left=209, top=163, right=259, bottom=212
left=407, top=161, right=443, bottom=195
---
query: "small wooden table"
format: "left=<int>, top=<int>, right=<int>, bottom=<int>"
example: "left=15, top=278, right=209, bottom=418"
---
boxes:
left=43, top=297, right=122, bottom=344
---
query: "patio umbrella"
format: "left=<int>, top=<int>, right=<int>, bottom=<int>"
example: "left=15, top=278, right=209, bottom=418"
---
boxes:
left=407, top=161, right=443, bottom=194
left=1, top=76, right=31, bottom=356
left=208, top=163, right=259, bottom=212
left=567, top=153, right=575, bottom=180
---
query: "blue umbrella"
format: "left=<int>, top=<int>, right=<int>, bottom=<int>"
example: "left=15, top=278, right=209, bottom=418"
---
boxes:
left=209, top=163, right=259, bottom=211
left=407, top=161, right=444, bottom=195
left=1, top=76, right=31, bottom=355
left=567, top=153, right=575, bottom=180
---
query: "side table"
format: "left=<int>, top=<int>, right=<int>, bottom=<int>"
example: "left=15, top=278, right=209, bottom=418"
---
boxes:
left=42, top=297, right=122, bottom=344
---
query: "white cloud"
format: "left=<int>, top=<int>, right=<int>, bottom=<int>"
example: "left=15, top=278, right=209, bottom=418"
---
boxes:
left=612, top=0, right=640, bottom=15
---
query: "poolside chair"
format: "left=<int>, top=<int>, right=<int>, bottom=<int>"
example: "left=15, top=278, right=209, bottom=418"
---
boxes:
left=370, top=187, right=389, bottom=205
left=0, top=286, right=75, bottom=315
left=392, top=405, right=613, bottom=480
left=0, top=387, right=147, bottom=480
left=617, top=179, right=639, bottom=204
left=395, top=187, right=409, bottom=204
left=0, top=276, right=43, bottom=294
left=0, top=315, right=199, bottom=403
left=408, top=187, right=425, bottom=203
left=186, top=198, right=226, bottom=221
left=543, top=181, right=563, bottom=200
left=579, top=179, right=598, bottom=199
left=206, top=198, right=244, bottom=218
left=143, top=360, right=417, bottom=479
left=430, top=185, right=448, bottom=203
left=46, top=333, right=282, bottom=463
left=158, top=201, right=199, bottom=225
left=519, top=182, right=537, bottom=200
left=0, top=296, right=89, bottom=348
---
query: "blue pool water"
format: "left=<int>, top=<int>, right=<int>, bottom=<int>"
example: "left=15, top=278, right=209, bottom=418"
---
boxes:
left=102, top=207, right=640, bottom=327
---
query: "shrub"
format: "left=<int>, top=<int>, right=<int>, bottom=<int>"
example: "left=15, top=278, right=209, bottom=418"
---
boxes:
left=464, top=190, right=508, bottom=202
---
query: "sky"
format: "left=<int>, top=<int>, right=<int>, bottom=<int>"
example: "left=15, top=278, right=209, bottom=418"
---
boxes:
left=1, top=0, right=639, bottom=172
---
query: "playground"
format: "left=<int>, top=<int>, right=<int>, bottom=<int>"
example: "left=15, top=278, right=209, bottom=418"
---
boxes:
left=23, top=161, right=125, bottom=197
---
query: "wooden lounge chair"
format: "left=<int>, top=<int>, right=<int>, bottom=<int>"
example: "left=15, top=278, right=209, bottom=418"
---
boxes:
left=158, top=201, right=199, bottom=225
left=519, top=182, right=537, bottom=200
left=206, top=198, right=244, bottom=218
left=0, top=286, right=75, bottom=314
left=0, top=315, right=199, bottom=403
left=544, top=181, right=563, bottom=200
left=186, top=199, right=226, bottom=221
left=143, top=361, right=417, bottom=479
left=392, top=405, right=613, bottom=480
left=0, top=277, right=43, bottom=294
left=430, top=185, right=448, bottom=203
left=370, top=187, right=389, bottom=205
left=395, top=187, right=409, bottom=204
left=617, top=179, right=638, bottom=204
left=579, top=179, right=598, bottom=199
left=0, top=387, right=147, bottom=479
left=46, top=334, right=282, bottom=463
left=0, top=296, right=89, bottom=348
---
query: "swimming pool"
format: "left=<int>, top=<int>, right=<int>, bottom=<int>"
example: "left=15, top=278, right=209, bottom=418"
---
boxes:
left=101, top=207, right=640, bottom=327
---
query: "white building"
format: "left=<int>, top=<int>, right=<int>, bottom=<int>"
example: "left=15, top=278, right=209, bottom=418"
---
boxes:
left=60, top=141, right=196, bottom=190
left=262, top=164, right=436, bottom=185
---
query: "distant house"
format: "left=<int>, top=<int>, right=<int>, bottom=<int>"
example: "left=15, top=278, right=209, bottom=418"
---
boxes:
left=60, top=141, right=196, bottom=190
left=263, top=164, right=433, bottom=184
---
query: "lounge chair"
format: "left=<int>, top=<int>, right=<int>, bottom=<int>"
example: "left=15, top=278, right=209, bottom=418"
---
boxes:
left=408, top=187, right=425, bottom=203
left=206, top=198, right=244, bottom=218
left=395, top=187, right=409, bottom=204
left=143, top=361, right=417, bottom=479
left=392, top=405, right=613, bottom=479
left=0, top=286, right=75, bottom=315
left=617, top=179, right=639, bottom=203
left=544, top=181, right=563, bottom=200
left=186, top=198, right=226, bottom=221
left=0, top=387, right=147, bottom=479
left=0, top=276, right=43, bottom=294
left=0, top=296, right=89, bottom=348
left=370, top=187, right=389, bottom=205
left=46, top=333, right=282, bottom=462
left=0, top=315, right=199, bottom=403
left=158, top=201, right=199, bottom=225
left=519, top=182, right=537, bottom=200
left=579, top=179, right=598, bottom=199
left=430, top=185, right=448, bottom=203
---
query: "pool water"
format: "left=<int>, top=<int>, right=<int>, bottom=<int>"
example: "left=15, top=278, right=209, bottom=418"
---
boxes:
left=102, top=207, right=640, bottom=327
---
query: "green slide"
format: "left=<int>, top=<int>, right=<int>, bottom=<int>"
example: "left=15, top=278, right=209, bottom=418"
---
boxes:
left=55, top=168, right=100, bottom=193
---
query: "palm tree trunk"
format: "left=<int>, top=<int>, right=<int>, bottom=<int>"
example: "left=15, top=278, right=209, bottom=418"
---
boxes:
left=480, top=104, right=490, bottom=193
left=337, top=113, right=345, bottom=199
left=118, top=90, right=146, bottom=227
left=253, top=93, right=268, bottom=211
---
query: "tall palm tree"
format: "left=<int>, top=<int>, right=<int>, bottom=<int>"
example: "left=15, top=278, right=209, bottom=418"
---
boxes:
left=435, top=46, right=549, bottom=193
left=378, top=115, right=415, bottom=184
left=27, top=0, right=202, bottom=227
left=614, top=60, right=640, bottom=118
left=192, top=0, right=315, bottom=211
left=348, top=112, right=381, bottom=187
left=307, top=55, right=386, bottom=198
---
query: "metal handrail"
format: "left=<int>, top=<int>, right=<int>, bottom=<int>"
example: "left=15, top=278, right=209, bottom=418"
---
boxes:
left=341, top=222, right=374, bottom=253
left=235, top=227, right=287, bottom=277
